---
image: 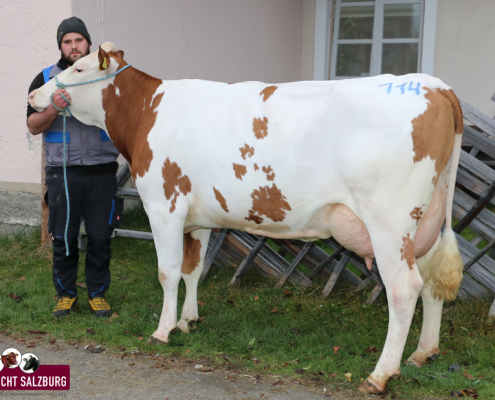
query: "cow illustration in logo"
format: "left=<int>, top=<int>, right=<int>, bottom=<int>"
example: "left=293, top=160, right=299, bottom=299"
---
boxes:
left=22, top=355, right=40, bottom=372
left=1, top=348, right=20, bottom=368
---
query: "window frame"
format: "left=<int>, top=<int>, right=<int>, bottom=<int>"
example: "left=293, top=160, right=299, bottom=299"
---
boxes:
left=329, top=0, right=425, bottom=80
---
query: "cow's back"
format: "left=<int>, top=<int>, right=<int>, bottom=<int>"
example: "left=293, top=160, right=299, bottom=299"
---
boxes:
left=141, top=74, right=459, bottom=234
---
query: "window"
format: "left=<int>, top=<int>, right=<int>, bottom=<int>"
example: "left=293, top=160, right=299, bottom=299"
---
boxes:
left=330, top=0, right=424, bottom=79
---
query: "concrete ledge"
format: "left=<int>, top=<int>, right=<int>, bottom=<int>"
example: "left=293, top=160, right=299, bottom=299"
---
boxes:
left=0, top=223, right=39, bottom=236
left=0, top=179, right=140, bottom=235
left=0, top=182, right=42, bottom=234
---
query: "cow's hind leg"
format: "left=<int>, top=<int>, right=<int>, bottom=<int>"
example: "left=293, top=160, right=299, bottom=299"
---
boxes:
left=177, top=229, right=211, bottom=333
left=408, top=229, right=463, bottom=367
left=358, top=228, right=424, bottom=394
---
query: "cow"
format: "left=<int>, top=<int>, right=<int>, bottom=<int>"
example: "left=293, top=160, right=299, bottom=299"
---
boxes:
left=29, top=42, right=464, bottom=394
left=22, top=355, right=40, bottom=372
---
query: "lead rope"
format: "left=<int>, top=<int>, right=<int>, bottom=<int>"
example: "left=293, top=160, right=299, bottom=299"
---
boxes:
left=49, top=64, right=132, bottom=256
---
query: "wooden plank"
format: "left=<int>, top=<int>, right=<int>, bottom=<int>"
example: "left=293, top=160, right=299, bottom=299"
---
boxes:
left=456, top=169, right=493, bottom=201
left=271, top=237, right=365, bottom=286
left=463, top=237, right=495, bottom=272
left=459, top=151, right=495, bottom=184
left=306, top=245, right=345, bottom=279
left=454, top=180, right=495, bottom=234
left=454, top=188, right=495, bottom=230
left=117, top=188, right=140, bottom=197
left=321, top=238, right=377, bottom=276
left=216, top=233, right=248, bottom=266
left=366, top=280, right=385, bottom=304
left=460, top=273, right=491, bottom=299
left=460, top=99, right=495, bottom=139
left=230, top=231, right=312, bottom=287
left=453, top=203, right=495, bottom=242
left=273, top=239, right=320, bottom=268
left=462, top=124, right=495, bottom=159
left=229, top=236, right=268, bottom=286
left=201, top=228, right=228, bottom=280
left=321, top=250, right=353, bottom=297
left=453, top=189, right=495, bottom=241
left=276, top=242, right=313, bottom=288
left=354, top=276, right=374, bottom=292
left=470, top=236, right=484, bottom=246
left=113, top=229, right=153, bottom=240
left=277, top=238, right=365, bottom=286
left=488, top=298, right=495, bottom=323
left=456, top=234, right=495, bottom=293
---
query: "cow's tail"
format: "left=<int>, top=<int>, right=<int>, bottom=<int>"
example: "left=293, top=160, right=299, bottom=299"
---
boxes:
left=427, top=100, right=464, bottom=301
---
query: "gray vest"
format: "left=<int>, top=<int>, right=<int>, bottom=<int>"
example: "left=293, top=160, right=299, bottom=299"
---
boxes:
left=42, top=64, right=119, bottom=166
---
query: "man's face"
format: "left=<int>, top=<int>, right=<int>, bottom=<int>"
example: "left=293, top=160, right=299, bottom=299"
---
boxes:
left=60, top=32, right=90, bottom=66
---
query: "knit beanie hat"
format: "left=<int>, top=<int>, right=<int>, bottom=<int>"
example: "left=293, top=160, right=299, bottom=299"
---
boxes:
left=57, top=17, right=92, bottom=49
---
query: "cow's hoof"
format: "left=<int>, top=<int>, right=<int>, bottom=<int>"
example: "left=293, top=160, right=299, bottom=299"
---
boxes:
left=357, top=378, right=384, bottom=394
left=148, top=335, right=168, bottom=345
left=177, top=318, right=198, bottom=333
left=407, top=349, right=439, bottom=368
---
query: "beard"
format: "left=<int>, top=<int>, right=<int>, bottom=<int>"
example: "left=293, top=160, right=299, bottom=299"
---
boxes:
left=61, top=47, right=90, bottom=66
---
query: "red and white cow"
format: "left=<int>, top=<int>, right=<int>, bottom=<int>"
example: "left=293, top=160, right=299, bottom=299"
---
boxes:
left=29, top=43, right=464, bottom=394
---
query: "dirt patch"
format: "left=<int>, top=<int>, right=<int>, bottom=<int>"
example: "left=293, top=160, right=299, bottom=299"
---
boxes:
left=0, top=334, right=355, bottom=400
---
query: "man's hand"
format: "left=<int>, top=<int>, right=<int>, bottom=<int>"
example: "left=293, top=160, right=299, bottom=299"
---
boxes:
left=51, top=89, right=72, bottom=110
left=27, top=89, right=73, bottom=135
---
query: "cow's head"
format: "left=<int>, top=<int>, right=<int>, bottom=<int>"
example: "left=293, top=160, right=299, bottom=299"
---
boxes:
left=28, top=42, right=126, bottom=130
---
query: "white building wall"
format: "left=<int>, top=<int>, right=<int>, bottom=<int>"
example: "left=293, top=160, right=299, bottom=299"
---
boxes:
left=73, top=0, right=304, bottom=84
left=434, top=0, right=495, bottom=117
left=0, top=0, right=72, bottom=183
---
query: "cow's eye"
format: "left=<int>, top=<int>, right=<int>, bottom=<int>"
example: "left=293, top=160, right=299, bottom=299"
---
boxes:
left=75, top=67, right=83, bottom=72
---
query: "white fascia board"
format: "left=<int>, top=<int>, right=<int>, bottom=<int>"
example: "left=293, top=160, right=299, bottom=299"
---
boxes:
left=313, top=0, right=331, bottom=80
left=421, top=0, right=438, bottom=75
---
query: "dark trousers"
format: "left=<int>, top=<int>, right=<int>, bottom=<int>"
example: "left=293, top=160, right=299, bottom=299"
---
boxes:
left=45, top=166, right=119, bottom=299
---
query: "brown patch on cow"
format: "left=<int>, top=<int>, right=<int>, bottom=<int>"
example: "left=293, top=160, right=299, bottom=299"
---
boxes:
left=245, top=184, right=291, bottom=224
left=400, top=234, right=415, bottom=270
left=262, top=165, right=275, bottom=181
left=162, top=158, right=192, bottom=213
left=260, top=85, right=278, bottom=101
left=436, top=89, right=463, bottom=134
left=213, top=187, right=229, bottom=213
left=253, top=117, right=269, bottom=139
left=182, top=233, right=201, bottom=275
left=233, top=163, right=247, bottom=180
left=240, top=144, right=255, bottom=160
left=254, top=163, right=259, bottom=171
left=411, top=88, right=462, bottom=185
left=102, top=54, right=164, bottom=181
left=410, top=207, right=424, bottom=225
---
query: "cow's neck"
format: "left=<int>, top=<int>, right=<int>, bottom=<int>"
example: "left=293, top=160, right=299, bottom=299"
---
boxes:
left=102, top=64, right=164, bottom=180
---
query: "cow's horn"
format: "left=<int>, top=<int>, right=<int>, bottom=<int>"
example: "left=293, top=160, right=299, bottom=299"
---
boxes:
left=101, top=42, right=116, bottom=52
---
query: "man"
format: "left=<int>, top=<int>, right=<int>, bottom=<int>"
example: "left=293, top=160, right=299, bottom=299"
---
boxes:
left=27, top=17, right=122, bottom=318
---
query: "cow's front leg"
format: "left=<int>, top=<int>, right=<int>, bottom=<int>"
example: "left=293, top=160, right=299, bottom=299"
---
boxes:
left=148, top=217, right=185, bottom=344
left=358, top=231, right=424, bottom=394
left=177, top=229, right=211, bottom=333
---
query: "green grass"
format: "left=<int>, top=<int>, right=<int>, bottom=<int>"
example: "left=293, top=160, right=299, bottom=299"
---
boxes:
left=1, top=207, right=495, bottom=399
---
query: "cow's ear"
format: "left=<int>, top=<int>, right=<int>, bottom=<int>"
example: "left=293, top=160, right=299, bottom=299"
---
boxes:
left=98, top=46, right=111, bottom=71
left=115, top=50, right=125, bottom=59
